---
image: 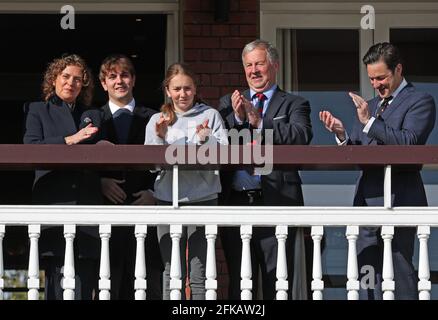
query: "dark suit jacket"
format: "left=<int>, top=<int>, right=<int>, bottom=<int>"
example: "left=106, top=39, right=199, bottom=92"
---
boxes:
left=219, top=87, right=313, bottom=205
left=81, top=102, right=157, bottom=203
left=23, top=95, right=102, bottom=258
left=349, top=83, right=436, bottom=206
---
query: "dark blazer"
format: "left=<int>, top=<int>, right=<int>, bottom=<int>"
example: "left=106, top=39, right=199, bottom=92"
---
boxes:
left=219, top=87, right=313, bottom=205
left=81, top=102, right=157, bottom=202
left=349, top=83, right=436, bottom=207
left=23, top=95, right=102, bottom=258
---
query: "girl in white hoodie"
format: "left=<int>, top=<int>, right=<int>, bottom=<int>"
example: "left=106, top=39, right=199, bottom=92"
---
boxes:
left=145, top=63, right=227, bottom=299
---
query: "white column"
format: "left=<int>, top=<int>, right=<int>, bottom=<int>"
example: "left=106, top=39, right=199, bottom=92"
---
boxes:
left=384, top=165, right=392, bottom=209
left=311, top=226, right=324, bottom=300
left=170, top=224, right=183, bottom=300
left=0, top=225, right=4, bottom=300
left=417, top=226, right=431, bottom=300
left=27, top=224, right=40, bottom=300
left=99, top=224, right=111, bottom=300
left=172, top=165, right=179, bottom=209
left=346, top=226, right=359, bottom=300
left=240, top=225, right=252, bottom=300
left=275, top=225, right=288, bottom=300
left=381, top=226, right=395, bottom=300
left=205, top=225, right=218, bottom=300
left=62, top=224, right=76, bottom=300
left=134, top=224, right=147, bottom=300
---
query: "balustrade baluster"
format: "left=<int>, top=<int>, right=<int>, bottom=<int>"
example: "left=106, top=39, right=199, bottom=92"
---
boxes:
left=0, top=225, right=4, bottom=300
left=170, top=224, right=182, bottom=300
left=205, top=225, right=218, bottom=300
left=134, top=224, right=147, bottom=300
left=346, top=226, right=359, bottom=300
left=27, top=224, right=40, bottom=300
left=311, top=226, right=324, bottom=300
left=275, top=225, right=288, bottom=300
left=240, top=225, right=252, bottom=300
left=62, top=224, right=76, bottom=300
left=99, top=224, right=111, bottom=300
left=417, top=226, right=431, bottom=300
left=381, top=226, right=395, bottom=300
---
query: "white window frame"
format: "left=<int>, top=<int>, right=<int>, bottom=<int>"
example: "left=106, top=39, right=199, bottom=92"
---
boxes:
left=260, top=1, right=438, bottom=99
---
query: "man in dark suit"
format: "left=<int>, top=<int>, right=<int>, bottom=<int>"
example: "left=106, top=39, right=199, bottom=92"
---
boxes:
left=219, top=39, right=313, bottom=300
left=320, top=42, right=436, bottom=299
left=82, top=54, right=162, bottom=299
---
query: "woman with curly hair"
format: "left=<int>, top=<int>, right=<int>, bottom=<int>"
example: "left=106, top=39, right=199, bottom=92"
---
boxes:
left=23, top=54, right=101, bottom=300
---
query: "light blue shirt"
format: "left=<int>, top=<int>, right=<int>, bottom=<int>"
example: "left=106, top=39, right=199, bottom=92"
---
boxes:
left=232, top=85, right=278, bottom=191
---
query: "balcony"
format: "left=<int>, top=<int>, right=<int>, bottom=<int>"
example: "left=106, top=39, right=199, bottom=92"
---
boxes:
left=0, top=144, right=437, bottom=300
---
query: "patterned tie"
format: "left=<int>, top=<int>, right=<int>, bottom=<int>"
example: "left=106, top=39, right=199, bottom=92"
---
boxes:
left=254, top=92, right=267, bottom=117
left=376, top=96, right=393, bottom=118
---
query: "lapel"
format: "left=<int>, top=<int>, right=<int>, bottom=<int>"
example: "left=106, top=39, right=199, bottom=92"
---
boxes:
left=49, top=96, right=77, bottom=135
left=379, top=82, right=414, bottom=120
left=101, top=103, right=119, bottom=143
left=263, top=87, right=285, bottom=128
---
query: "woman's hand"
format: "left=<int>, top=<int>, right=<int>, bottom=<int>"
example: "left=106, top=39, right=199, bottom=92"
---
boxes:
left=196, top=119, right=211, bottom=143
left=64, top=123, right=98, bottom=145
left=155, top=113, right=171, bottom=139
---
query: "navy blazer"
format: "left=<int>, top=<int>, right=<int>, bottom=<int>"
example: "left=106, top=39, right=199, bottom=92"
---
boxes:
left=81, top=102, right=157, bottom=204
left=23, top=95, right=102, bottom=258
left=219, top=87, right=313, bottom=205
left=349, top=83, right=436, bottom=206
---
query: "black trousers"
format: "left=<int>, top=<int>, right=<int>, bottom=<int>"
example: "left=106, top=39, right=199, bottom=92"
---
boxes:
left=220, top=189, right=312, bottom=300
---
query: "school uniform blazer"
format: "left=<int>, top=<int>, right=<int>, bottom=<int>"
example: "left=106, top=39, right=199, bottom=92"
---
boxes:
left=23, top=95, right=102, bottom=258
left=349, top=83, right=436, bottom=206
left=219, top=87, right=313, bottom=205
left=81, top=102, right=157, bottom=203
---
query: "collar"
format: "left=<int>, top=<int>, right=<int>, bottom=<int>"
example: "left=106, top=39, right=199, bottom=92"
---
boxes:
left=386, top=78, right=407, bottom=103
left=250, top=84, right=278, bottom=102
left=108, top=98, right=135, bottom=115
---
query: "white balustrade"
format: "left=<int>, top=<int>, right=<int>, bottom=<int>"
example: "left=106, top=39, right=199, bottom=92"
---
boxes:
left=205, top=225, right=218, bottom=300
left=62, top=224, right=76, bottom=300
left=170, top=224, right=182, bottom=300
left=311, top=226, right=324, bottom=300
left=99, top=224, right=111, bottom=300
left=240, top=224, right=252, bottom=300
left=345, top=226, right=359, bottom=300
left=381, top=226, right=395, bottom=300
left=0, top=225, right=4, bottom=300
left=417, top=226, right=431, bottom=300
left=27, top=224, right=40, bottom=300
left=275, top=225, right=288, bottom=300
left=134, top=224, right=148, bottom=300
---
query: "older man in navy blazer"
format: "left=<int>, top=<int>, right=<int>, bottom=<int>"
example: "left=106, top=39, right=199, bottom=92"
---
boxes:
left=320, top=42, right=436, bottom=299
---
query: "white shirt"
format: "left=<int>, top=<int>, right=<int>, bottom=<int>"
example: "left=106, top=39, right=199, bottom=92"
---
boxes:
left=108, top=98, right=135, bottom=115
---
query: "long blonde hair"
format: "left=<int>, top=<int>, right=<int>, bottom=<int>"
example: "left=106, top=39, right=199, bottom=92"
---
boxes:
left=160, top=63, right=204, bottom=125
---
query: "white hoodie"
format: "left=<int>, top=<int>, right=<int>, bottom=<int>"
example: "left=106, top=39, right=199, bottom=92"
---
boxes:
left=144, top=103, right=228, bottom=203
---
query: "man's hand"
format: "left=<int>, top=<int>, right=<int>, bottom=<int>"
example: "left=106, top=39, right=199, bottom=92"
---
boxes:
left=244, top=99, right=262, bottom=128
left=155, top=113, right=171, bottom=139
left=101, top=177, right=126, bottom=204
left=131, top=190, right=156, bottom=205
left=231, top=90, right=246, bottom=122
left=349, top=92, right=371, bottom=125
left=319, top=110, right=346, bottom=142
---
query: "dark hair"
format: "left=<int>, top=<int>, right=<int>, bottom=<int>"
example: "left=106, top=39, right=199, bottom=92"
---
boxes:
left=42, top=54, right=94, bottom=106
left=362, top=42, right=403, bottom=72
left=99, top=54, right=136, bottom=82
left=160, top=63, right=204, bottom=125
